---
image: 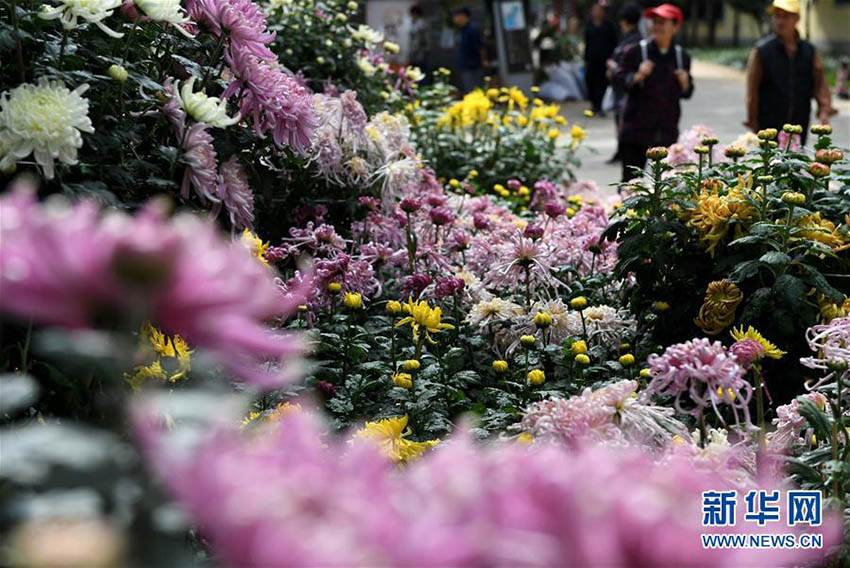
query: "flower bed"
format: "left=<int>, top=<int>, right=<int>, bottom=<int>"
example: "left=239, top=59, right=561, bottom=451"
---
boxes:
left=1, top=1, right=849, bottom=566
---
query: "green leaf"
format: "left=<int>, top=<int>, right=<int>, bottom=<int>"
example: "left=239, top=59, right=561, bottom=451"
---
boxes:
left=797, top=398, right=832, bottom=443
left=759, top=251, right=791, bottom=266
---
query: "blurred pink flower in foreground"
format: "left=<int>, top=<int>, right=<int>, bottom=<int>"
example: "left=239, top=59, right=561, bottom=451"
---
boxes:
left=135, top=406, right=841, bottom=567
left=0, top=181, right=302, bottom=388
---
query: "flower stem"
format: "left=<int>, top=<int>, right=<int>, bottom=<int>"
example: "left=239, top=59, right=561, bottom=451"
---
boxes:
left=755, top=367, right=766, bottom=449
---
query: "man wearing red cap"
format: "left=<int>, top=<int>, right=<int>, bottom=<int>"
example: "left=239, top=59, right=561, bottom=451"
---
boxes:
left=612, top=3, right=693, bottom=182
left=744, top=0, right=836, bottom=144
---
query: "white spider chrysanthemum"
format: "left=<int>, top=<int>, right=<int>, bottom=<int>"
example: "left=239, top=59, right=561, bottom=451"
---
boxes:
left=0, top=78, right=94, bottom=179
left=39, top=0, right=124, bottom=38
left=177, top=77, right=240, bottom=128
left=466, top=297, right=524, bottom=328
left=134, top=0, right=193, bottom=37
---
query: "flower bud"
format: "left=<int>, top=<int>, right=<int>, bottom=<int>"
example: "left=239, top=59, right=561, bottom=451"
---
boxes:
left=639, top=368, right=652, bottom=378
left=574, top=354, right=590, bottom=365
left=693, top=145, right=710, bottom=156
left=392, top=373, right=413, bottom=389
left=569, top=296, right=588, bottom=310
left=810, top=124, right=832, bottom=136
left=815, top=149, right=843, bottom=165
left=619, top=353, right=636, bottom=367
left=297, top=304, right=308, bottom=313
left=343, top=292, right=362, bottom=309
left=646, top=146, right=668, bottom=161
left=756, top=175, right=774, bottom=184
left=399, top=196, right=422, bottom=213
left=724, top=144, right=746, bottom=159
left=571, top=340, right=588, bottom=355
left=534, top=311, right=553, bottom=328
left=527, top=369, right=545, bottom=385
left=492, top=360, right=509, bottom=373
left=403, top=359, right=421, bottom=372
left=108, top=64, right=128, bottom=83
left=757, top=128, right=778, bottom=141
left=386, top=300, right=402, bottom=315
left=328, top=282, right=342, bottom=294
left=701, top=136, right=718, bottom=146
left=583, top=109, right=595, bottom=118
left=809, top=162, right=831, bottom=178
left=781, top=191, right=806, bottom=206
left=520, top=334, right=536, bottom=347
left=523, top=224, right=544, bottom=240
left=782, top=123, right=803, bottom=135
left=652, top=301, right=671, bottom=312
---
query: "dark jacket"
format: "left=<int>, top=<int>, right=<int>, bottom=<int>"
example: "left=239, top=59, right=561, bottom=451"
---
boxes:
left=457, top=23, right=483, bottom=70
left=755, top=34, right=815, bottom=131
left=614, top=40, right=694, bottom=146
left=584, top=19, right=618, bottom=65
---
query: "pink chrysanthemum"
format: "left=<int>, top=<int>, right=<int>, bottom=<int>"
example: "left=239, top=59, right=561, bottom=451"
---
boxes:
left=644, top=338, right=753, bottom=427
left=181, top=122, right=220, bottom=204
left=215, top=156, right=254, bottom=230
left=0, top=183, right=302, bottom=388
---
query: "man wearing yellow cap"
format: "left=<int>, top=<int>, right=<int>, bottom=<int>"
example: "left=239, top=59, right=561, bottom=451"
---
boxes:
left=744, top=0, right=836, bottom=144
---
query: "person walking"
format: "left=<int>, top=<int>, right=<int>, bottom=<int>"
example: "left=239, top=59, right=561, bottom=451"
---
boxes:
left=605, top=3, right=642, bottom=163
left=744, top=0, right=837, bottom=145
left=584, top=2, right=618, bottom=114
left=408, top=4, right=431, bottom=84
left=452, top=6, right=485, bottom=95
left=613, top=3, right=693, bottom=182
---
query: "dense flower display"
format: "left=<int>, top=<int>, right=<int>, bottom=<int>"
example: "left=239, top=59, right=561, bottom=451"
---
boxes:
left=1, top=0, right=848, bottom=563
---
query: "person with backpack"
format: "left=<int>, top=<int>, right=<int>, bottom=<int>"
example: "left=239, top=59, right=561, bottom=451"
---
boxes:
left=612, top=3, right=693, bottom=182
left=743, top=0, right=836, bottom=145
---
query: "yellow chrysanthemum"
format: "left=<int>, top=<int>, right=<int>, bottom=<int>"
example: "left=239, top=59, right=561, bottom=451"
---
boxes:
left=240, top=229, right=269, bottom=265
left=791, top=212, right=846, bottom=249
left=817, top=295, right=850, bottom=322
left=685, top=185, right=756, bottom=256
left=128, top=323, right=192, bottom=388
left=241, top=402, right=302, bottom=427
left=570, top=124, right=586, bottom=141
left=353, top=415, right=440, bottom=463
left=441, top=90, right=492, bottom=128
left=730, top=326, right=786, bottom=359
left=395, top=298, right=455, bottom=344
left=507, top=86, right=528, bottom=110
left=694, top=280, right=743, bottom=336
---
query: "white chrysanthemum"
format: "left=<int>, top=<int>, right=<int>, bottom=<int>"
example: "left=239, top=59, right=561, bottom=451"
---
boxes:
left=351, top=24, right=382, bottom=44
left=134, top=0, right=192, bottom=37
left=357, top=56, right=376, bottom=77
left=0, top=78, right=93, bottom=179
left=563, top=304, right=635, bottom=347
left=405, top=66, right=424, bottom=83
left=466, top=297, right=524, bottom=328
left=177, top=77, right=240, bottom=128
left=39, top=0, right=124, bottom=37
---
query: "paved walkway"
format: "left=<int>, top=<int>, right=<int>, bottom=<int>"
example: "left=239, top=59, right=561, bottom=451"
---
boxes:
left=558, top=60, right=850, bottom=195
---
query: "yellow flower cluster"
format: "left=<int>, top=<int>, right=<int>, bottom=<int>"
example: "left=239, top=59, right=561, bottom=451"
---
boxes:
left=242, top=402, right=302, bottom=427
left=694, top=280, right=743, bottom=336
left=128, top=323, right=192, bottom=389
left=353, top=415, right=440, bottom=463
left=685, top=183, right=756, bottom=256
left=395, top=298, right=455, bottom=344
left=439, top=90, right=492, bottom=128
